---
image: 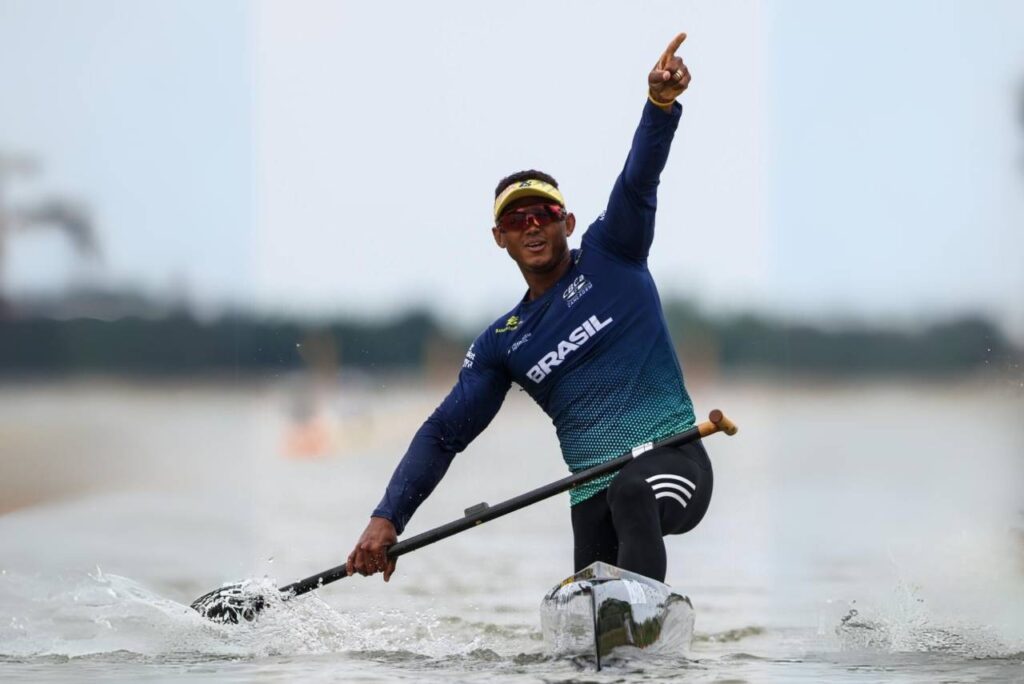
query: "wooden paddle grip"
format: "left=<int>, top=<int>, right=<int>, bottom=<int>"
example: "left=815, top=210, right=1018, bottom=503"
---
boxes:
left=698, top=409, right=738, bottom=438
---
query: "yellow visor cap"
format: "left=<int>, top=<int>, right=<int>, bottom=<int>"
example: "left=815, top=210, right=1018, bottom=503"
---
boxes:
left=493, top=180, right=566, bottom=221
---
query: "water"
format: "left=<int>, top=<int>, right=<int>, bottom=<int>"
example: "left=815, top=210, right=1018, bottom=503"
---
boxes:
left=1, top=378, right=1022, bottom=681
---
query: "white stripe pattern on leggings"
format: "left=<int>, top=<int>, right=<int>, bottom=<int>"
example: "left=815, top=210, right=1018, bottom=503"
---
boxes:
left=646, top=474, right=695, bottom=508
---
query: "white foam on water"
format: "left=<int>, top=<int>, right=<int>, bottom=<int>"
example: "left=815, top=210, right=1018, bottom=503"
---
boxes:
left=0, top=569, right=239, bottom=659
left=0, top=569, right=542, bottom=663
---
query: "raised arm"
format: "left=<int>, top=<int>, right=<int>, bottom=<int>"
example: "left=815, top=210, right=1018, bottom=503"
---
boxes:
left=346, top=335, right=511, bottom=580
left=584, top=33, right=692, bottom=262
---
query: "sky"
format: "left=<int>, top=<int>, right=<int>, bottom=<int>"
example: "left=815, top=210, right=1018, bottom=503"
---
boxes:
left=1, top=0, right=1022, bottom=337
left=0, top=0, right=252, bottom=305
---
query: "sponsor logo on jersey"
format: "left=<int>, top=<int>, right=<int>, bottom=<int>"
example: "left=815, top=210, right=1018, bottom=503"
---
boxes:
left=495, top=315, right=520, bottom=333
left=509, top=332, right=533, bottom=354
left=462, top=343, right=476, bottom=369
left=526, top=315, right=613, bottom=383
left=562, top=274, right=592, bottom=308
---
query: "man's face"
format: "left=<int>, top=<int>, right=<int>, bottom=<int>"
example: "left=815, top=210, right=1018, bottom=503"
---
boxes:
left=491, top=196, right=576, bottom=274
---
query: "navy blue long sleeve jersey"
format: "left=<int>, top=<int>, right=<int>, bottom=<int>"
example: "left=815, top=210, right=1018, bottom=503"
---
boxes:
left=373, top=100, right=695, bottom=534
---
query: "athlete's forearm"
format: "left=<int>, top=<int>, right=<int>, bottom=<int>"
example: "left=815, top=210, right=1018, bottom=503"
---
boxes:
left=621, top=99, right=682, bottom=200
left=372, top=349, right=510, bottom=534
left=583, top=100, right=683, bottom=260
left=372, top=418, right=457, bottom=535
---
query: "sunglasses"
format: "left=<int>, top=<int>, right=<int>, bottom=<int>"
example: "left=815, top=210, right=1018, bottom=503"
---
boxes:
left=496, top=204, right=567, bottom=233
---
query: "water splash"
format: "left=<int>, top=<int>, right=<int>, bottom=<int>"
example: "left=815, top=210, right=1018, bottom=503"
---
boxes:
left=0, top=570, right=543, bottom=663
left=823, top=581, right=1014, bottom=658
left=0, top=569, right=235, bottom=659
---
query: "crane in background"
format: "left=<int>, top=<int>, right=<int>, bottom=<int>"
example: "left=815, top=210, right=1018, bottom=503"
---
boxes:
left=0, top=154, right=99, bottom=315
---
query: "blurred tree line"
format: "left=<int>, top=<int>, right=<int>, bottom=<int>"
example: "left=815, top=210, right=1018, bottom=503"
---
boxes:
left=661, top=301, right=1017, bottom=378
left=0, top=301, right=1017, bottom=379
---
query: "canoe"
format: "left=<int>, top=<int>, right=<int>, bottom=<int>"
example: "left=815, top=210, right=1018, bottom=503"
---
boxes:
left=539, top=561, right=694, bottom=669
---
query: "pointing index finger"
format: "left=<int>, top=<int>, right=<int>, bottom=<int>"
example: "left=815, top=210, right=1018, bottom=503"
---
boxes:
left=658, top=32, right=687, bottom=68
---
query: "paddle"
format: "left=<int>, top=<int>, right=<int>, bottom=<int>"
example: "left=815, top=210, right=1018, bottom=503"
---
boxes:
left=191, top=409, right=738, bottom=623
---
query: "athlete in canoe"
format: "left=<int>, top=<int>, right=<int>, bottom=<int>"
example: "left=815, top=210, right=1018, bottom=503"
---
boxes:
left=347, top=33, right=710, bottom=584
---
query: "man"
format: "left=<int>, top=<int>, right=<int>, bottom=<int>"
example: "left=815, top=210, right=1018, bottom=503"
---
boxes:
left=347, top=33, right=711, bottom=584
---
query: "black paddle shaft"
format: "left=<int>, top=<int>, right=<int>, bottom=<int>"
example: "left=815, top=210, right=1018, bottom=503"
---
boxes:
left=279, top=423, right=707, bottom=598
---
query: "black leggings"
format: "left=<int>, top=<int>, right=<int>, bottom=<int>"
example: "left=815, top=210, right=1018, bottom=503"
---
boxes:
left=570, top=439, right=713, bottom=583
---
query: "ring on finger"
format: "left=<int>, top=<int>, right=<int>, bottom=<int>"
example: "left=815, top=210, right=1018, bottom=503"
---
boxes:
left=673, top=69, right=684, bottom=81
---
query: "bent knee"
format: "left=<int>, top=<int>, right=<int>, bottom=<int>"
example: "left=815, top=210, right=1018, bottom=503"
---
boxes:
left=607, top=475, right=654, bottom=510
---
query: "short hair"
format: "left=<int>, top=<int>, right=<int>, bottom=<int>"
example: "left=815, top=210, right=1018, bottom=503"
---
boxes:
left=494, top=170, right=560, bottom=199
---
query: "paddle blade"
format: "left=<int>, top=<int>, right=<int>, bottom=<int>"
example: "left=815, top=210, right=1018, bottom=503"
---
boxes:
left=190, top=583, right=269, bottom=624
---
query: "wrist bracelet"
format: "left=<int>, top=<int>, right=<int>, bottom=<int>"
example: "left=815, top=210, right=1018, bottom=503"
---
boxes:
left=647, top=90, right=676, bottom=108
